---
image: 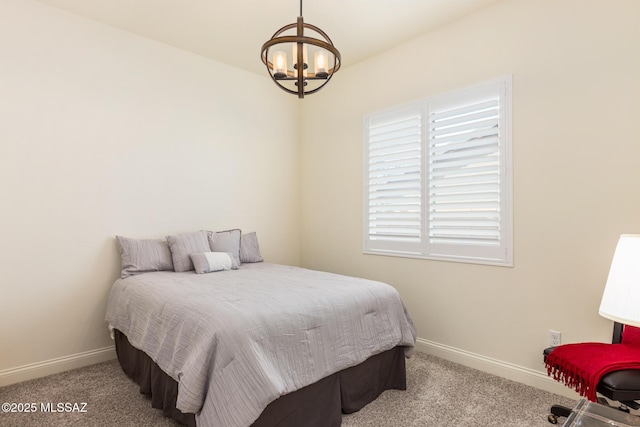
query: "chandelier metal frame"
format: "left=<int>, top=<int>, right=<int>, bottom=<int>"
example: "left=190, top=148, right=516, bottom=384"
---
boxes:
left=261, top=1, right=341, bottom=98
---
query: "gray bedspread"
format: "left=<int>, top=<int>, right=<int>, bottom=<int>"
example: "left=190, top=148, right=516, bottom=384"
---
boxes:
left=105, top=263, right=416, bottom=427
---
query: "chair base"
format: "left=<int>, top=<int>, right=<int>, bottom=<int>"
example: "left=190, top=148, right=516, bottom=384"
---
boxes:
left=548, top=404, right=572, bottom=424
left=547, top=399, right=639, bottom=424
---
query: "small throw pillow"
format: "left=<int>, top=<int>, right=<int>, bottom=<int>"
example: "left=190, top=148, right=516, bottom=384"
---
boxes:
left=191, top=252, right=239, bottom=274
left=240, top=232, right=264, bottom=263
left=115, top=236, right=174, bottom=279
left=166, top=231, right=210, bottom=272
left=208, top=229, right=241, bottom=265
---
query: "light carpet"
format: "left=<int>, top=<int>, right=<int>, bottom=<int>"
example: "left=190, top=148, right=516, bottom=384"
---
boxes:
left=0, top=352, right=576, bottom=426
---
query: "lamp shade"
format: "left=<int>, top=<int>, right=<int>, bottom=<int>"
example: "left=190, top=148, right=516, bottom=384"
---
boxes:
left=599, top=234, right=640, bottom=327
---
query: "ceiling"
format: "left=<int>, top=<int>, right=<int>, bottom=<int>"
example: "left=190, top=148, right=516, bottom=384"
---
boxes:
left=36, top=0, right=501, bottom=76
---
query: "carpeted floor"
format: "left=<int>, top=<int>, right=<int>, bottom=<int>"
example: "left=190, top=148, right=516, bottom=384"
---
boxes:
left=0, top=352, right=576, bottom=427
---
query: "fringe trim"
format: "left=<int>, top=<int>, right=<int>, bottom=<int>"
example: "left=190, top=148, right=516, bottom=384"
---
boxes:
left=545, top=358, right=598, bottom=402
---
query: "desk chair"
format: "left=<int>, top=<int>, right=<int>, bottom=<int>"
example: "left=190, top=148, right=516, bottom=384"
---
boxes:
left=544, top=322, right=640, bottom=424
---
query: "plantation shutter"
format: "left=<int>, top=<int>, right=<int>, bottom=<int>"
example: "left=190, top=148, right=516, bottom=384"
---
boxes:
left=364, top=104, right=424, bottom=253
left=363, top=77, right=511, bottom=265
left=428, top=97, right=501, bottom=247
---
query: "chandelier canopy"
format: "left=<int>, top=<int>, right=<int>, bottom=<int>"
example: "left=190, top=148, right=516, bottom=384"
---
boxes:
left=261, top=0, right=341, bottom=99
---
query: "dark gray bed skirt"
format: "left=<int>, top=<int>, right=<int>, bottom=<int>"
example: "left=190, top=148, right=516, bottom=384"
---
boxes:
left=114, top=329, right=407, bottom=426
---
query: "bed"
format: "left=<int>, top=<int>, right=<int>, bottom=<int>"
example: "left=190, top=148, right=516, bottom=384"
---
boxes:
left=106, top=259, right=416, bottom=427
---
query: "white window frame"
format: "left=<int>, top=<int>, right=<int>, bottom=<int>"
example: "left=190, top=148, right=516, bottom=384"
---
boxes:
left=363, top=76, right=513, bottom=266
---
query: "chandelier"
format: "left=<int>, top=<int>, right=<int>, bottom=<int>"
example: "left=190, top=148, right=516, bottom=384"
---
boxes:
left=261, top=0, right=341, bottom=99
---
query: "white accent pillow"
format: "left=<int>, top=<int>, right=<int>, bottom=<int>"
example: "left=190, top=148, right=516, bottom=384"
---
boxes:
left=191, top=252, right=239, bottom=274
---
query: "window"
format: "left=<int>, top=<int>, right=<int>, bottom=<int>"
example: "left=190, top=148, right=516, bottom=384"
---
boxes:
left=363, top=77, right=512, bottom=266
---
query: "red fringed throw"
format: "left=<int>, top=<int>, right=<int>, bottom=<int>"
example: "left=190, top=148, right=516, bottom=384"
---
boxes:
left=545, top=326, right=640, bottom=402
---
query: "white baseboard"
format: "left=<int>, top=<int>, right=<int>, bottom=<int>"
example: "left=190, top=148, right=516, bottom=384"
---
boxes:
left=415, top=337, right=578, bottom=400
left=0, top=346, right=116, bottom=387
left=1, top=339, right=577, bottom=400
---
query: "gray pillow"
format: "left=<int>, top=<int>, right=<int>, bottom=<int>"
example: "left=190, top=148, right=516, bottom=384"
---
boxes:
left=191, top=252, right=239, bottom=274
left=208, top=229, right=241, bottom=265
left=166, top=231, right=210, bottom=272
left=240, top=232, right=264, bottom=263
left=115, top=236, right=174, bottom=279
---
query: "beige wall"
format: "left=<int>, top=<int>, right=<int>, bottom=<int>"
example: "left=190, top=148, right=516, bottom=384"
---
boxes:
left=300, top=0, right=640, bottom=387
left=2, top=0, right=639, bottom=395
left=0, top=0, right=299, bottom=375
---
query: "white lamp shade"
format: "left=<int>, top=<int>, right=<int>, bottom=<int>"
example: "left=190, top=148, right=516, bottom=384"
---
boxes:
left=599, top=234, right=640, bottom=327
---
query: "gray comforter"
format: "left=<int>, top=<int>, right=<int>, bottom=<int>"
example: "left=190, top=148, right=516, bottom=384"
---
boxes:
left=105, top=263, right=416, bottom=427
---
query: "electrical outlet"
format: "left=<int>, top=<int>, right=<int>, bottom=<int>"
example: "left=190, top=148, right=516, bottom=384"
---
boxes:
left=549, top=330, right=561, bottom=347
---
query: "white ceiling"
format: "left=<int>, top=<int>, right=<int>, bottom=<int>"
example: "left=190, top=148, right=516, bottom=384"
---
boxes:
left=36, top=0, right=501, bottom=76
